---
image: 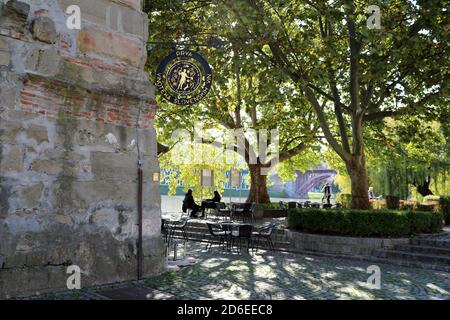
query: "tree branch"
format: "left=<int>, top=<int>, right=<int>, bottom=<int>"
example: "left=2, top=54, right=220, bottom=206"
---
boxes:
left=278, top=142, right=307, bottom=163
left=303, top=86, right=351, bottom=162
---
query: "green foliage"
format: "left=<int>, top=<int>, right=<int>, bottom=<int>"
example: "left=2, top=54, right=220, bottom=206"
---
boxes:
left=276, top=152, right=321, bottom=183
left=407, top=211, right=443, bottom=234
left=370, top=199, right=387, bottom=210
left=417, top=204, right=437, bottom=212
left=439, top=197, right=450, bottom=225
left=148, top=0, right=322, bottom=200
left=336, top=194, right=352, bottom=208
left=385, top=196, right=400, bottom=210
left=148, top=0, right=449, bottom=206
left=257, top=203, right=282, bottom=209
left=160, top=137, right=244, bottom=198
left=366, top=118, right=450, bottom=199
left=399, top=204, right=415, bottom=211
left=424, top=195, right=441, bottom=202
left=308, top=192, right=328, bottom=201
left=288, top=209, right=443, bottom=237
left=216, top=0, right=449, bottom=206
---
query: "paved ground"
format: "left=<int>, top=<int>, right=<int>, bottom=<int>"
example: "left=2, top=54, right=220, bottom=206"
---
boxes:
left=25, top=241, right=450, bottom=300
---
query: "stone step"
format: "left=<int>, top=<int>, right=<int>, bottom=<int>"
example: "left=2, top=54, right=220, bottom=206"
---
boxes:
left=177, top=228, right=289, bottom=242
left=185, top=223, right=287, bottom=235
left=172, top=232, right=292, bottom=247
left=361, top=256, right=450, bottom=273
left=410, top=238, right=450, bottom=249
left=395, top=244, right=450, bottom=257
left=182, top=225, right=288, bottom=240
left=169, top=230, right=293, bottom=250
left=373, top=249, right=450, bottom=266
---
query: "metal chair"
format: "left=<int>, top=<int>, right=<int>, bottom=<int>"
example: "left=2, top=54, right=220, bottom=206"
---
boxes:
left=215, top=202, right=231, bottom=220
left=253, top=223, right=277, bottom=252
left=161, top=218, right=169, bottom=243
left=230, top=224, right=254, bottom=252
left=167, top=218, right=189, bottom=245
left=206, top=222, right=230, bottom=251
left=234, top=203, right=255, bottom=223
left=288, top=201, right=297, bottom=209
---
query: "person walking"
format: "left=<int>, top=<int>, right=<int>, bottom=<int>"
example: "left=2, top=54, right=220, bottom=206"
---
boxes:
left=321, top=182, right=331, bottom=205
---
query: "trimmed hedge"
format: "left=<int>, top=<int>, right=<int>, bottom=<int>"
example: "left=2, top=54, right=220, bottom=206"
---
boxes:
left=417, top=204, right=436, bottom=212
left=288, top=208, right=443, bottom=237
left=386, top=195, right=400, bottom=209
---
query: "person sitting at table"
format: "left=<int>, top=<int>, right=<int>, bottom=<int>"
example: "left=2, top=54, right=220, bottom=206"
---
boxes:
left=182, top=189, right=200, bottom=218
left=368, top=187, right=383, bottom=200
left=200, top=191, right=222, bottom=218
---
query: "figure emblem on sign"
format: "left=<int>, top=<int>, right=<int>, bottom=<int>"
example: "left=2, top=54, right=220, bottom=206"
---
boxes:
left=167, top=63, right=201, bottom=94
left=155, top=51, right=213, bottom=106
left=177, top=68, right=190, bottom=90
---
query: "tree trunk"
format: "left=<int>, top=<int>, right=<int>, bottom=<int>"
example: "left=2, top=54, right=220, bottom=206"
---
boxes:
left=246, top=163, right=271, bottom=204
left=346, top=154, right=370, bottom=209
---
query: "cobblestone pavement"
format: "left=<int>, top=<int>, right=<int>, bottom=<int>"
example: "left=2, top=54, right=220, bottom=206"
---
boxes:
left=143, top=242, right=450, bottom=300
left=26, top=242, right=449, bottom=300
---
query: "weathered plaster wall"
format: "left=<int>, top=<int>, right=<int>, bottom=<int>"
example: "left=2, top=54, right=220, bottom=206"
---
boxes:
left=0, top=0, right=165, bottom=298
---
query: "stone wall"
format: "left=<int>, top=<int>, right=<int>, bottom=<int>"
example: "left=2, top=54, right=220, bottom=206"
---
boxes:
left=286, top=230, right=410, bottom=256
left=0, top=0, right=165, bottom=298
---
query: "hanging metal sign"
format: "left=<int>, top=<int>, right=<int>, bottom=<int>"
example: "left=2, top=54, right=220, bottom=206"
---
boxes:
left=155, top=50, right=213, bottom=106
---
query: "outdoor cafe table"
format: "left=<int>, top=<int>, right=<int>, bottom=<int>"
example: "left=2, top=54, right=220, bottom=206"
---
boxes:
left=220, top=222, right=253, bottom=252
left=220, top=221, right=242, bottom=231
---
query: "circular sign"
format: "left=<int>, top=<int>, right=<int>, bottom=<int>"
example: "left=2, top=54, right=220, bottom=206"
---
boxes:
left=155, top=50, right=213, bottom=106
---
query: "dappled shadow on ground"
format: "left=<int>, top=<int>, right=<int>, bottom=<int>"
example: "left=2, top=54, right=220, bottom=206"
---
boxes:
left=143, top=242, right=450, bottom=300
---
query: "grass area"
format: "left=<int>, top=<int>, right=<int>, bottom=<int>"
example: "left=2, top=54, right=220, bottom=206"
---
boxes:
left=308, top=192, right=336, bottom=201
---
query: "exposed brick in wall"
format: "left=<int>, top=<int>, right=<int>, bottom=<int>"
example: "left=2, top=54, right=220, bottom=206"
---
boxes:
left=77, top=27, right=144, bottom=68
left=60, top=52, right=130, bottom=76
left=18, top=76, right=157, bottom=129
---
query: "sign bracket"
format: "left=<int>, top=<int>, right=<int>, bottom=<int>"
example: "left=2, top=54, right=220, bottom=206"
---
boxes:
left=147, top=37, right=225, bottom=52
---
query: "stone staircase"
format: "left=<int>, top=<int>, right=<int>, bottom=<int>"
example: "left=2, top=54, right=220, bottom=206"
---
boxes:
left=372, top=234, right=450, bottom=272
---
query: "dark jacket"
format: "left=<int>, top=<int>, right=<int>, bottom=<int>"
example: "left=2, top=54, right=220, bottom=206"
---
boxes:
left=182, top=193, right=196, bottom=212
left=212, top=193, right=221, bottom=203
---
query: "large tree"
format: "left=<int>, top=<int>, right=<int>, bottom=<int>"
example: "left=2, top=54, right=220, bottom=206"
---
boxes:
left=181, top=0, right=448, bottom=208
left=146, top=1, right=321, bottom=203
left=146, top=0, right=448, bottom=207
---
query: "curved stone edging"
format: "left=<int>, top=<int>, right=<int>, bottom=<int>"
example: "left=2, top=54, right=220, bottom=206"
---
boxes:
left=286, top=230, right=410, bottom=256
left=254, top=208, right=287, bottom=219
